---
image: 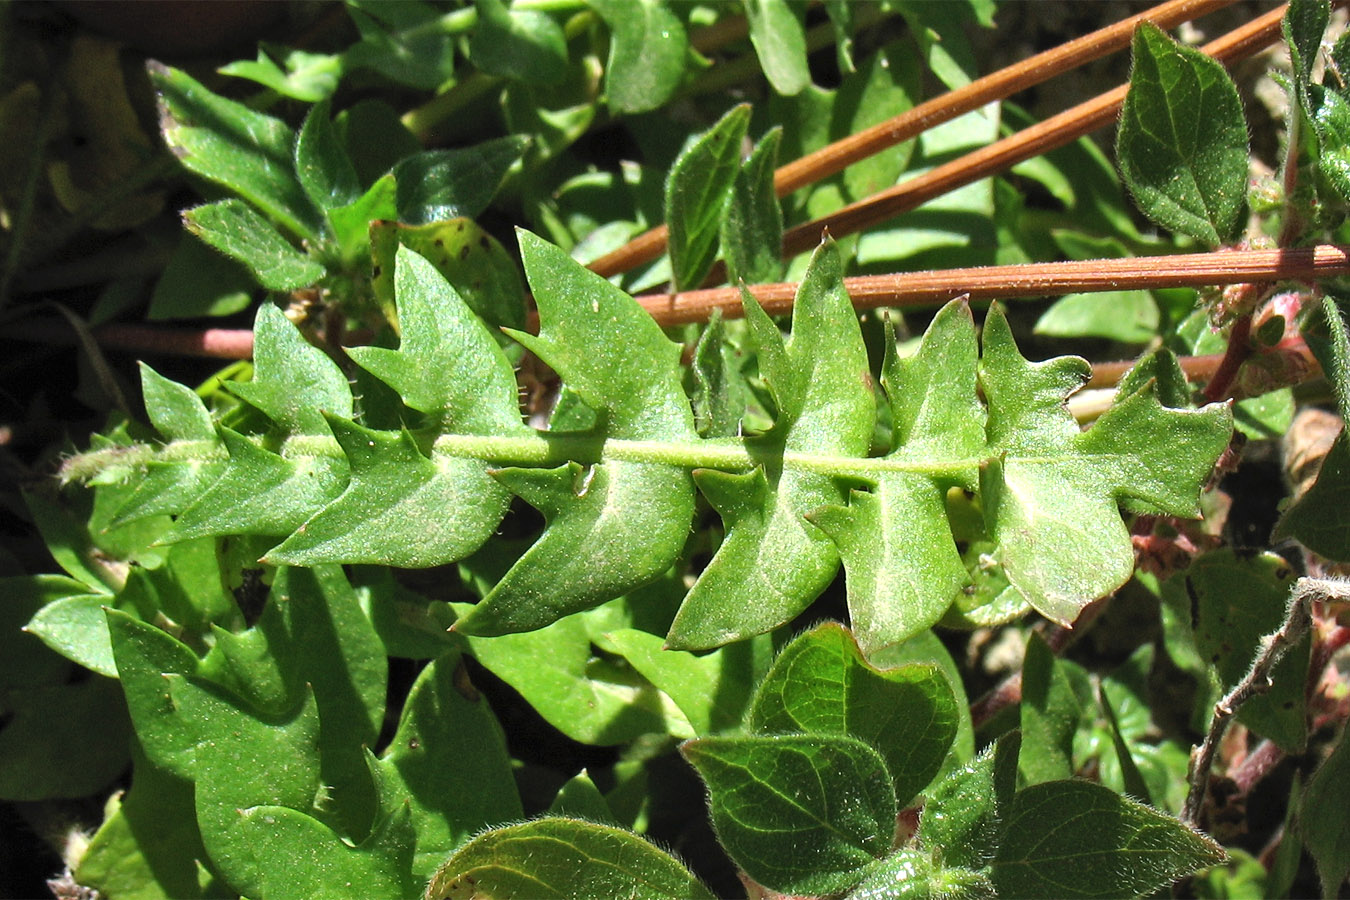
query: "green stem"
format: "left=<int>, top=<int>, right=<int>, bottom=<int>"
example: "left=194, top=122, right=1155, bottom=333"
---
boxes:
left=62, top=430, right=985, bottom=486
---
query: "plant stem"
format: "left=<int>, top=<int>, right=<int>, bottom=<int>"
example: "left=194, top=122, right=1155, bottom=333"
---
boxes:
left=1181, top=577, right=1350, bottom=828
left=633, top=245, right=1350, bottom=324
left=773, top=3, right=1288, bottom=265
left=587, top=0, right=1242, bottom=279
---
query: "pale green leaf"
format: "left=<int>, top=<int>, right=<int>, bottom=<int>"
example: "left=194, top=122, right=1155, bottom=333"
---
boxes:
left=589, top=0, right=688, bottom=113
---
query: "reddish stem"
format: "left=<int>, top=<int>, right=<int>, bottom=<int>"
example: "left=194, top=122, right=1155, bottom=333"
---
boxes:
left=1202, top=313, right=1254, bottom=402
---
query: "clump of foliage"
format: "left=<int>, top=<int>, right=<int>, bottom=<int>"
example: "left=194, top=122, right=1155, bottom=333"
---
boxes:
left=3, top=1, right=1350, bottom=898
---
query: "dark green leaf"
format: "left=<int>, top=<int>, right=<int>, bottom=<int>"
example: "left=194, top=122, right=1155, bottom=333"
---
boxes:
left=183, top=199, right=326, bottom=292
left=456, top=598, right=689, bottom=744
left=990, top=780, right=1225, bottom=898
left=1274, top=430, right=1350, bottom=560
left=337, top=99, right=423, bottom=187
left=665, top=104, right=751, bottom=290
left=0, top=677, right=130, bottom=800
left=1299, top=723, right=1350, bottom=898
left=749, top=622, right=958, bottom=806
left=682, top=733, right=896, bottom=895
left=744, top=0, right=810, bottom=96
left=426, top=817, right=714, bottom=899
left=344, top=2, right=456, bottom=91
left=1284, top=0, right=1329, bottom=110
left=720, top=126, right=784, bottom=286
left=468, top=0, right=569, bottom=85
left=1116, top=23, right=1248, bottom=246
left=392, top=135, right=530, bottom=226
left=75, top=747, right=209, bottom=900
left=295, top=99, right=361, bottom=213
left=1019, top=631, right=1083, bottom=785
left=149, top=63, right=319, bottom=241
left=589, top=0, right=688, bottom=113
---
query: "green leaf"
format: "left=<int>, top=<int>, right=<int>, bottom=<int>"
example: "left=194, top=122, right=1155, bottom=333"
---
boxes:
left=392, top=135, right=530, bottom=226
left=164, top=426, right=347, bottom=542
left=24, top=593, right=118, bottom=677
left=140, top=363, right=216, bottom=441
left=1115, top=22, right=1249, bottom=246
left=838, top=39, right=922, bottom=203
left=669, top=240, right=872, bottom=649
left=1176, top=550, right=1310, bottom=752
left=666, top=104, right=751, bottom=290
left=1308, top=84, right=1350, bottom=204
left=1299, top=723, right=1350, bottom=898
left=239, top=802, right=417, bottom=900
left=813, top=302, right=982, bottom=653
left=75, top=747, right=210, bottom=900
left=682, top=733, right=896, bottom=895
left=458, top=460, right=694, bottom=635
left=1274, top=430, right=1350, bottom=560
left=267, top=416, right=511, bottom=567
left=328, top=174, right=398, bottom=263
left=1035, top=291, right=1160, bottom=343
left=1284, top=0, right=1329, bottom=112
left=989, top=780, right=1226, bottom=898
left=850, top=849, right=995, bottom=900
left=0, top=575, right=83, bottom=688
left=148, top=232, right=254, bottom=320
left=374, top=653, right=521, bottom=881
left=230, top=302, right=352, bottom=436
left=149, top=63, right=319, bottom=241
left=367, top=219, right=527, bottom=331
left=748, top=622, right=958, bottom=806
left=425, top=817, right=714, bottom=900
left=720, top=126, right=784, bottom=286
left=744, top=0, right=810, bottom=96
left=979, top=305, right=1232, bottom=625
left=456, top=598, right=690, bottom=744
left=603, top=627, right=759, bottom=735
left=920, top=733, right=1021, bottom=871
left=468, top=0, right=569, bottom=85
left=1019, top=631, right=1084, bottom=785
left=218, top=47, right=341, bottom=102
left=547, top=769, right=616, bottom=823
left=107, top=609, right=327, bottom=897
left=295, top=99, right=361, bottom=214
left=344, top=2, right=456, bottom=91
left=183, top=199, right=326, bottom=292
left=589, top=0, right=688, bottom=113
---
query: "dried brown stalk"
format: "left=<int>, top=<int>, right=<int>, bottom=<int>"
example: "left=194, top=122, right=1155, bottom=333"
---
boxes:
left=587, top=0, right=1240, bottom=280
left=777, top=3, right=1289, bottom=261
left=633, top=245, right=1350, bottom=323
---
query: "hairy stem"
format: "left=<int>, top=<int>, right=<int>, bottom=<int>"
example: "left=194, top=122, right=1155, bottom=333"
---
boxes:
left=1182, top=577, right=1350, bottom=827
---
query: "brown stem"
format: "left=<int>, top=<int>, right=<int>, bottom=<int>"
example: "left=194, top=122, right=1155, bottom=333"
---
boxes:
left=777, top=4, right=1289, bottom=263
left=633, top=245, right=1350, bottom=324
left=587, top=0, right=1238, bottom=279
left=1202, top=313, right=1255, bottom=402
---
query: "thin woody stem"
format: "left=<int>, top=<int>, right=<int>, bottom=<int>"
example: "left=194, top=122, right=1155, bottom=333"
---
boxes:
left=586, top=0, right=1237, bottom=279
left=775, top=4, right=1289, bottom=265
